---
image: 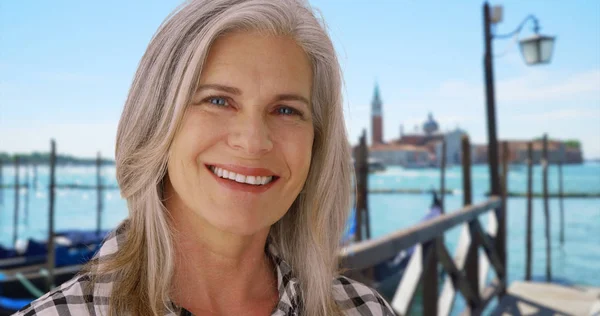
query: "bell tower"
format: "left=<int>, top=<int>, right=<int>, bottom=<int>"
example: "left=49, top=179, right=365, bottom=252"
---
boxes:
left=371, top=84, right=383, bottom=144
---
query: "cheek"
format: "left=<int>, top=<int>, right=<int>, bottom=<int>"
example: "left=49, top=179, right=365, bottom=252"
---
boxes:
left=277, top=125, right=314, bottom=177
left=175, top=111, right=226, bottom=161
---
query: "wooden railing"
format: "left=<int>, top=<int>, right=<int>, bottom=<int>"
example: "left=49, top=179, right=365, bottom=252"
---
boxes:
left=340, top=197, right=504, bottom=315
left=342, top=135, right=508, bottom=315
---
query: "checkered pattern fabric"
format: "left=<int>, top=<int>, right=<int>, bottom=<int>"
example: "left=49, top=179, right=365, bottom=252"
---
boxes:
left=13, top=222, right=395, bottom=315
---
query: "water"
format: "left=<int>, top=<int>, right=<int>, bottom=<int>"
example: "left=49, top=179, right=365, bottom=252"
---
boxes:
left=0, top=165, right=126, bottom=243
left=1, top=162, right=599, bottom=314
left=369, top=162, right=600, bottom=314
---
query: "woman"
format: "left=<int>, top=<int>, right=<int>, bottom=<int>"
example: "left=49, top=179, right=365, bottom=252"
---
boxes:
left=15, top=0, right=395, bottom=315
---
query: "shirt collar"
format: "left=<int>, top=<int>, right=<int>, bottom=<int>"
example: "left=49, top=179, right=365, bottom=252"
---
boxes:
left=266, top=242, right=302, bottom=315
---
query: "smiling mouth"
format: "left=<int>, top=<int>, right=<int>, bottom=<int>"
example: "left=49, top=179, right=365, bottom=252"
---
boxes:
left=207, top=165, right=279, bottom=186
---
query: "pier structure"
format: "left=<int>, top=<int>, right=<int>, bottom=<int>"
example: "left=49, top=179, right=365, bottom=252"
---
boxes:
left=343, top=133, right=600, bottom=315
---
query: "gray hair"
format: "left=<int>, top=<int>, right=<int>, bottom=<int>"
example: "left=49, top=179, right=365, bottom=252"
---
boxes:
left=95, top=1, right=351, bottom=315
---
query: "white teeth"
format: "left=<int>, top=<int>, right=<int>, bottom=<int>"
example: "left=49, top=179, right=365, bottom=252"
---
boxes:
left=235, top=174, right=246, bottom=183
left=209, top=166, right=274, bottom=186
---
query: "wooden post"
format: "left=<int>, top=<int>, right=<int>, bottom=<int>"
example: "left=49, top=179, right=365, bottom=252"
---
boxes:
left=501, top=141, right=509, bottom=275
left=362, top=132, right=371, bottom=240
left=484, top=2, right=505, bottom=296
left=525, top=142, right=533, bottom=281
left=542, top=134, right=551, bottom=281
left=483, top=2, right=501, bottom=199
left=559, top=160, right=565, bottom=245
left=462, top=136, right=472, bottom=207
left=0, top=159, right=3, bottom=205
left=96, top=152, right=103, bottom=237
left=13, top=157, right=20, bottom=247
left=47, top=140, right=57, bottom=291
left=422, top=240, right=438, bottom=316
left=489, top=140, right=509, bottom=298
left=33, top=163, right=38, bottom=190
left=25, top=163, right=30, bottom=225
left=355, top=130, right=368, bottom=242
left=462, top=135, right=480, bottom=307
left=440, top=139, right=447, bottom=213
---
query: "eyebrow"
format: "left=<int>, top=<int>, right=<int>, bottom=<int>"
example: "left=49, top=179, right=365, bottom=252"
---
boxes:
left=196, top=84, right=241, bottom=95
left=196, top=84, right=311, bottom=107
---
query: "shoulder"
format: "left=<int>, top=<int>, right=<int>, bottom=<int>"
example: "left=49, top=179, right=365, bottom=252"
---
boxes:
left=12, top=273, right=105, bottom=316
left=332, top=276, right=396, bottom=316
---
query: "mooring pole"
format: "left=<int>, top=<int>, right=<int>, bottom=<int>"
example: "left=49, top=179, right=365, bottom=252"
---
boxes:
left=47, top=140, right=57, bottom=291
left=13, top=157, right=20, bottom=247
left=440, top=139, right=447, bottom=213
left=525, top=142, right=533, bottom=281
left=96, top=152, right=103, bottom=237
left=542, top=134, right=552, bottom=281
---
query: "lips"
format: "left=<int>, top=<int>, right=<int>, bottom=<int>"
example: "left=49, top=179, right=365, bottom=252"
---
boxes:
left=208, top=165, right=275, bottom=186
left=205, top=164, right=280, bottom=193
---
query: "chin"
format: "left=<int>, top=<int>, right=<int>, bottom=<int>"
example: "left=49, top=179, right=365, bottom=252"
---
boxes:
left=206, top=207, right=278, bottom=236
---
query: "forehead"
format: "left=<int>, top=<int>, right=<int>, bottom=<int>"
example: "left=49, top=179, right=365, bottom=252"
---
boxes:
left=198, top=30, right=312, bottom=97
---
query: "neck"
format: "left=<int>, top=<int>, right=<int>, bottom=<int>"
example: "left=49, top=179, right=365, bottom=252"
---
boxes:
left=167, top=200, right=278, bottom=314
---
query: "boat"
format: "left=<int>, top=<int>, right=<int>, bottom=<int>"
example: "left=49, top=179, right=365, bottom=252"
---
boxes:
left=0, top=230, right=109, bottom=270
left=0, top=230, right=108, bottom=315
left=0, top=264, right=83, bottom=315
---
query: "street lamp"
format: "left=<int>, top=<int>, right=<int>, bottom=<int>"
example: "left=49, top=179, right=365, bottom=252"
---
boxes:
left=482, top=1, right=555, bottom=295
left=483, top=2, right=556, bottom=197
left=519, top=33, right=556, bottom=65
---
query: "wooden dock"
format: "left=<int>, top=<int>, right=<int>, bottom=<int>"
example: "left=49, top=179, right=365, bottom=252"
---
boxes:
left=495, top=281, right=600, bottom=316
left=343, top=133, right=598, bottom=315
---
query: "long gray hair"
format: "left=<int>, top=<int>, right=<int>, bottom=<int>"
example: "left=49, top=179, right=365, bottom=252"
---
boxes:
left=92, top=1, right=352, bottom=315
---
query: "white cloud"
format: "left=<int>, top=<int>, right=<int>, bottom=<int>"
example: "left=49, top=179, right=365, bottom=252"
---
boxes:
left=513, top=108, right=600, bottom=122
left=498, top=70, right=600, bottom=102
left=438, top=69, right=600, bottom=103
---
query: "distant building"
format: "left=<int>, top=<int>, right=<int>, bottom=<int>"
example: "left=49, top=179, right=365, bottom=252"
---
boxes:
left=433, top=128, right=467, bottom=166
left=361, top=85, right=433, bottom=167
left=370, top=144, right=430, bottom=167
left=472, top=144, right=490, bottom=164
left=354, top=85, right=470, bottom=167
left=473, top=139, right=583, bottom=165
left=423, top=113, right=439, bottom=135
left=394, top=113, right=466, bottom=166
left=565, top=147, right=583, bottom=164
left=371, top=84, right=383, bottom=145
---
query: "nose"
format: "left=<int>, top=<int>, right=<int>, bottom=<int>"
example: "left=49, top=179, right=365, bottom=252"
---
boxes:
left=227, top=113, right=273, bottom=156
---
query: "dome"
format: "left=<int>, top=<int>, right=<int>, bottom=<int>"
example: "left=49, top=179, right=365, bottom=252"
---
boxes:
left=423, top=113, right=439, bottom=135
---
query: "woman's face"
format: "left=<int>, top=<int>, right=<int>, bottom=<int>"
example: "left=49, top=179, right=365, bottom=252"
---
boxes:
left=165, top=30, right=314, bottom=235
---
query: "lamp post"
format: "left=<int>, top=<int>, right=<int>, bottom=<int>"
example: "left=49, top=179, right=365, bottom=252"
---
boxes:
left=482, top=1, right=555, bottom=292
left=484, top=2, right=556, bottom=197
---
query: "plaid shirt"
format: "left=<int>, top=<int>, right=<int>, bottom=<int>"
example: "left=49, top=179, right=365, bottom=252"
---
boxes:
left=14, top=223, right=395, bottom=316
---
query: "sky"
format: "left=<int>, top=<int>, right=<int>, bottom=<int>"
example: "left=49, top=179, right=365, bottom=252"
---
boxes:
left=1, top=1, right=599, bottom=159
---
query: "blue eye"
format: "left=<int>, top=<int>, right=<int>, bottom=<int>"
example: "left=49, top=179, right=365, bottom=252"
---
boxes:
left=207, top=97, right=228, bottom=106
left=277, top=107, right=299, bottom=116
